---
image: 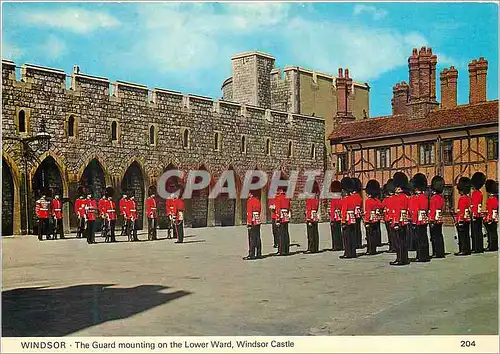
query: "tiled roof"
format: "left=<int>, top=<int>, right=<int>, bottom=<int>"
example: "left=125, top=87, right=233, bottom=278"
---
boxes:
left=328, top=100, right=499, bottom=142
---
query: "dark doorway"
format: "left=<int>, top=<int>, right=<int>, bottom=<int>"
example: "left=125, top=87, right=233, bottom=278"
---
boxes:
left=2, top=158, right=15, bottom=235
left=121, top=162, right=145, bottom=230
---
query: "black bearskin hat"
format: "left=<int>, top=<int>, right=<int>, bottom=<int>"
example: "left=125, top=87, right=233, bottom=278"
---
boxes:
left=385, top=178, right=395, bottom=194
left=148, top=185, right=157, bottom=196
left=485, top=179, right=498, bottom=195
left=393, top=172, right=408, bottom=189
left=331, top=180, right=341, bottom=193
left=46, top=189, right=53, bottom=198
left=407, top=178, right=415, bottom=194
left=366, top=179, right=380, bottom=197
left=352, top=177, right=362, bottom=193
left=77, top=185, right=86, bottom=197
left=341, top=177, right=354, bottom=193
left=105, top=186, right=115, bottom=198
left=457, top=177, right=471, bottom=194
left=431, top=176, right=445, bottom=194
left=86, top=187, right=93, bottom=196
left=471, top=172, right=486, bottom=190
left=412, top=173, right=428, bottom=191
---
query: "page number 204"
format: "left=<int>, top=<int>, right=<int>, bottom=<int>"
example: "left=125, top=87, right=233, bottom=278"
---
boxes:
left=461, top=340, right=476, bottom=347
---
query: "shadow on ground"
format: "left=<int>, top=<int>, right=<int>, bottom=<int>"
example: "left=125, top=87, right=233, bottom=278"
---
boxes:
left=2, top=284, right=191, bottom=337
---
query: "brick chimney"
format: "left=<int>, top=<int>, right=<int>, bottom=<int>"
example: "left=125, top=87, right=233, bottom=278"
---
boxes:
left=335, top=68, right=354, bottom=120
left=408, top=48, right=420, bottom=101
left=391, top=81, right=409, bottom=115
left=476, top=57, right=488, bottom=103
left=345, top=68, right=353, bottom=117
left=440, top=66, right=458, bottom=109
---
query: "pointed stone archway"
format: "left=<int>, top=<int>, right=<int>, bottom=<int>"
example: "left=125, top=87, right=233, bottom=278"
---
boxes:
left=121, top=162, right=145, bottom=230
left=2, top=158, right=15, bottom=235
left=190, top=165, right=209, bottom=228
left=214, top=166, right=240, bottom=227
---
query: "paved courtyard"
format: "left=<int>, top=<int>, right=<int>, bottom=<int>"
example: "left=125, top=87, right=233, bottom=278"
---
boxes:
left=2, top=223, right=498, bottom=337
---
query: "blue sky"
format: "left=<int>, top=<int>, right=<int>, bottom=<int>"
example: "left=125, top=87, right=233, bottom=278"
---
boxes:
left=2, top=2, right=498, bottom=117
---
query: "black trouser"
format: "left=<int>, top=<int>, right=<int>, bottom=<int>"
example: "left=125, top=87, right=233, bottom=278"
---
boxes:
left=341, top=224, right=357, bottom=258
left=86, top=220, right=95, bottom=244
left=148, top=218, right=157, bottom=240
left=355, top=218, right=362, bottom=248
left=471, top=218, right=484, bottom=253
left=416, top=224, right=430, bottom=261
left=429, top=223, right=445, bottom=258
left=408, top=224, right=417, bottom=251
left=278, top=222, right=290, bottom=255
left=77, top=217, right=85, bottom=238
left=365, top=223, right=377, bottom=255
left=247, top=225, right=262, bottom=258
left=102, top=218, right=109, bottom=241
left=174, top=220, right=184, bottom=243
left=52, top=218, right=64, bottom=239
left=457, top=222, right=471, bottom=255
left=271, top=219, right=279, bottom=247
left=375, top=222, right=382, bottom=246
left=120, top=215, right=127, bottom=236
left=394, top=225, right=409, bottom=264
left=166, top=216, right=174, bottom=238
left=109, top=220, right=116, bottom=242
left=307, top=221, right=319, bottom=253
left=485, top=222, right=498, bottom=251
left=330, top=221, right=343, bottom=250
left=38, top=218, right=50, bottom=240
left=385, top=222, right=396, bottom=252
left=127, top=219, right=138, bottom=241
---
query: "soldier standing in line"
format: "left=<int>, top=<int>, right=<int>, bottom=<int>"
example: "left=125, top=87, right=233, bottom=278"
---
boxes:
left=243, top=192, right=262, bottom=260
left=166, top=196, right=176, bottom=239
left=454, top=177, right=472, bottom=256
left=305, top=190, right=320, bottom=254
left=374, top=186, right=383, bottom=247
left=340, top=177, right=357, bottom=259
left=484, top=179, right=498, bottom=252
left=268, top=196, right=279, bottom=248
left=105, top=187, right=117, bottom=243
left=352, top=178, right=363, bottom=248
left=275, top=188, right=291, bottom=256
left=329, top=180, right=343, bottom=251
left=51, top=192, right=64, bottom=239
left=382, top=179, right=396, bottom=253
left=390, top=172, right=410, bottom=266
left=119, top=192, right=128, bottom=237
left=36, top=191, right=51, bottom=241
left=98, top=193, right=107, bottom=236
left=84, top=191, right=97, bottom=244
left=429, top=176, right=445, bottom=258
left=127, top=195, right=139, bottom=242
left=75, top=186, right=86, bottom=239
left=174, top=196, right=185, bottom=244
left=364, top=180, right=380, bottom=255
left=146, top=186, right=158, bottom=241
left=413, top=173, right=431, bottom=262
left=470, top=172, right=486, bottom=253
left=407, top=178, right=418, bottom=252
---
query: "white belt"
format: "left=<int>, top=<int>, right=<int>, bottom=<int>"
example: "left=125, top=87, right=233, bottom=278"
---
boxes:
left=151, top=208, right=157, bottom=210
left=130, top=209, right=136, bottom=212
left=107, top=210, right=115, bottom=212
left=40, top=208, right=48, bottom=211
left=54, top=209, right=61, bottom=211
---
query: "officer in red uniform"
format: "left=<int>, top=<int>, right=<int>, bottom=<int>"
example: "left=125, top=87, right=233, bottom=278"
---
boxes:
left=127, top=194, right=138, bottom=242
left=305, top=191, right=320, bottom=254
left=382, top=179, right=396, bottom=253
left=412, top=173, right=430, bottom=262
left=268, top=197, right=279, bottom=248
left=364, top=180, right=380, bottom=255
left=75, top=186, right=86, bottom=239
left=390, top=172, right=410, bottom=266
left=352, top=178, right=363, bottom=248
left=166, top=196, right=177, bottom=239
left=243, top=192, right=262, bottom=260
left=470, top=172, right=486, bottom=253
left=98, top=193, right=108, bottom=238
left=85, top=191, right=98, bottom=244
left=174, top=196, right=185, bottom=244
left=374, top=185, right=383, bottom=247
left=275, top=188, right=291, bottom=256
left=484, top=179, right=498, bottom=252
left=455, top=177, right=472, bottom=256
left=105, top=187, right=116, bottom=243
left=429, top=176, right=445, bottom=258
left=146, top=186, right=158, bottom=241
left=407, top=179, right=418, bottom=252
left=36, top=190, right=51, bottom=241
left=329, top=180, right=343, bottom=251
left=119, top=193, right=128, bottom=237
left=51, top=192, right=64, bottom=239
left=340, top=177, right=357, bottom=259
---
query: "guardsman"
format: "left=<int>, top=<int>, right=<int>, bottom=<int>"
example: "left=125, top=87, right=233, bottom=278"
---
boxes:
left=390, top=172, right=410, bottom=266
left=352, top=178, right=363, bottom=248
left=329, top=180, right=343, bottom=251
left=470, top=172, right=486, bottom=253
left=174, top=196, right=185, bottom=243
left=243, top=192, right=262, bottom=260
left=429, top=176, right=445, bottom=258
left=305, top=190, right=320, bottom=254
left=105, top=187, right=117, bottom=242
left=119, top=193, right=128, bottom=237
left=455, top=177, right=472, bottom=256
left=146, top=186, right=158, bottom=241
left=166, top=196, right=176, bottom=239
left=364, top=179, right=380, bottom=255
left=127, top=194, right=138, bottom=242
left=484, top=179, right=498, bottom=252
left=375, top=186, right=383, bottom=247
left=36, top=190, right=51, bottom=241
left=268, top=196, right=279, bottom=248
left=98, top=193, right=108, bottom=237
left=382, top=179, right=396, bottom=253
left=275, top=188, right=291, bottom=256
left=407, top=179, right=418, bottom=252
left=340, top=177, right=357, bottom=259
left=85, top=191, right=97, bottom=244
left=75, top=186, right=86, bottom=239
left=413, top=173, right=430, bottom=262
left=51, top=192, right=64, bottom=239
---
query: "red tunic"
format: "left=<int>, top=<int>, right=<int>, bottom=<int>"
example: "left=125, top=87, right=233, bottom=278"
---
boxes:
left=107, top=199, right=117, bottom=221
left=98, top=198, right=107, bottom=216
left=382, top=196, right=392, bottom=223
left=175, top=199, right=185, bottom=221
left=408, top=195, right=417, bottom=223
left=268, top=198, right=278, bottom=220
left=456, top=195, right=471, bottom=223
left=38, top=199, right=50, bottom=219
left=119, top=197, right=127, bottom=217
left=391, top=193, right=409, bottom=227
left=485, top=196, right=498, bottom=223
left=341, top=194, right=356, bottom=225
left=471, top=190, right=483, bottom=218
left=75, top=198, right=86, bottom=218
left=429, top=194, right=444, bottom=223
left=329, top=197, right=342, bottom=222
left=146, top=197, right=157, bottom=219
left=306, top=198, right=319, bottom=222
left=166, top=199, right=176, bottom=217
left=127, top=200, right=137, bottom=220
left=352, top=192, right=362, bottom=219
left=51, top=199, right=63, bottom=219
left=276, top=194, right=291, bottom=223
left=364, top=197, right=379, bottom=224
left=246, top=197, right=262, bottom=225
left=85, top=199, right=98, bottom=221
left=414, top=193, right=429, bottom=225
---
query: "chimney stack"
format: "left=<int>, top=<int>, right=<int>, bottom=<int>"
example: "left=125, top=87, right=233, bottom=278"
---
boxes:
left=345, top=68, right=353, bottom=117
left=335, top=68, right=354, bottom=120
left=440, top=66, right=458, bottom=109
left=468, top=59, right=478, bottom=104
left=391, top=81, right=409, bottom=115
left=408, top=48, right=420, bottom=101
left=475, top=57, right=488, bottom=103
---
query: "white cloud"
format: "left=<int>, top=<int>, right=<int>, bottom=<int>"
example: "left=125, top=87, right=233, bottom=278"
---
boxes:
left=2, top=41, right=23, bottom=60
left=23, top=8, right=120, bottom=34
left=39, top=35, right=66, bottom=60
left=353, top=5, right=388, bottom=21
